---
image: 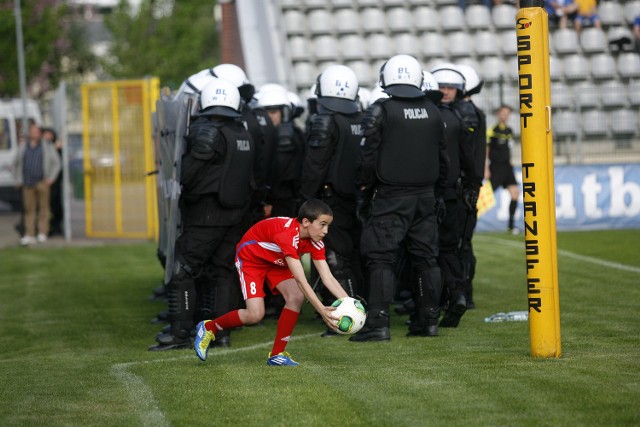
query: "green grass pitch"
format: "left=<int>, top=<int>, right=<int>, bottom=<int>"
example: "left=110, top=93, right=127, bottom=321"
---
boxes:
left=1, top=230, right=639, bottom=426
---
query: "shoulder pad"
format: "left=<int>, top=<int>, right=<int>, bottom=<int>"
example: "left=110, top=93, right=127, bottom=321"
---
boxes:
left=308, top=113, right=334, bottom=148
left=186, top=120, right=222, bottom=161
left=362, top=102, right=385, bottom=137
left=454, top=100, right=479, bottom=131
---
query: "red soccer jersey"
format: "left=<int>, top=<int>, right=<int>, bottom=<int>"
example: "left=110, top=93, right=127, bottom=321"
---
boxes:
left=236, top=217, right=326, bottom=266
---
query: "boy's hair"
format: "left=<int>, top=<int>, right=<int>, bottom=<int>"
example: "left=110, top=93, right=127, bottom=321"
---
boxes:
left=297, top=198, right=333, bottom=222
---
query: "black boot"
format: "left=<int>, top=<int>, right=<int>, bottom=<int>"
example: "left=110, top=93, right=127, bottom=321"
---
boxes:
left=407, top=307, right=440, bottom=337
left=210, top=329, right=231, bottom=348
left=349, top=310, right=391, bottom=342
left=440, top=294, right=467, bottom=328
left=149, top=328, right=191, bottom=351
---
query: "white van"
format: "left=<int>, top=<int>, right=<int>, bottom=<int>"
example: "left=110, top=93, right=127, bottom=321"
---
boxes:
left=0, top=99, right=43, bottom=209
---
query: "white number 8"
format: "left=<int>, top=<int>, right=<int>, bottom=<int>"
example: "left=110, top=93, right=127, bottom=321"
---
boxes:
left=250, top=282, right=257, bottom=295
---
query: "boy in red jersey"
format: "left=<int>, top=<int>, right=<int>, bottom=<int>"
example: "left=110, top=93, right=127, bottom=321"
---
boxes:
left=195, top=199, right=348, bottom=365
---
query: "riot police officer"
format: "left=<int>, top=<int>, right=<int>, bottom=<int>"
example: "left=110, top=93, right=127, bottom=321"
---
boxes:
left=350, top=55, right=449, bottom=341
left=300, top=65, right=365, bottom=335
left=150, top=78, right=255, bottom=350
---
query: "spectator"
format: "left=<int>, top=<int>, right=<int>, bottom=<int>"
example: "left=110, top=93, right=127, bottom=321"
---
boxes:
left=573, top=0, right=601, bottom=33
left=42, top=128, right=63, bottom=237
left=12, top=122, right=61, bottom=245
left=634, top=15, right=640, bottom=54
left=545, top=0, right=578, bottom=29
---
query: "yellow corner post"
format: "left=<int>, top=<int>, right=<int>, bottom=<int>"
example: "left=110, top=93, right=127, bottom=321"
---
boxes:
left=516, top=0, right=561, bottom=358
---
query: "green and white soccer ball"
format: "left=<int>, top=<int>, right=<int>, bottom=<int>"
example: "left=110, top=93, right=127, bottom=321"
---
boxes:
left=331, top=297, right=367, bottom=334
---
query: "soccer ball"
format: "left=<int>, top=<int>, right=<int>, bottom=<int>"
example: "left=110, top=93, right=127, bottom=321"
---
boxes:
left=331, top=297, right=367, bottom=334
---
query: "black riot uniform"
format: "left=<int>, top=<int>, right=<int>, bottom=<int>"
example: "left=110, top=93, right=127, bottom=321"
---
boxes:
left=350, top=95, right=449, bottom=341
left=300, top=105, right=364, bottom=308
left=453, top=98, right=487, bottom=309
left=150, top=114, right=255, bottom=351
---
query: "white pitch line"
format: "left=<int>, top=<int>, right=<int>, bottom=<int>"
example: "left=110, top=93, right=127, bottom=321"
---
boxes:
left=477, top=235, right=640, bottom=274
left=110, top=332, right=318, bottom=426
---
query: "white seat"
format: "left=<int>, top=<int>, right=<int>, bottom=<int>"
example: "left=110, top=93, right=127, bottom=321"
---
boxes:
left=367, top=33, right=393, bottom=59
left=280, top=0, right=300, bottom=10
left=394, top=33, right=419, bottom=57
left=331, top=0, right=353, bottom=8
left=305, top=0, right=330, bottom=8
left=549, top=56, right=564, bottom=81
left=610, top=109, right=638, bottom=136
left=293, top=62, right=315, bottom=86
left=481, top=57, right=506, bottom=82
left=582, top=109, right=609, bottom=136
left=624, top=1, right=640, bottom=25
left=440, top=6, right=465, bottom=32
left=333, top=8, right=359, bottom=34
left=340, top=35, right=364, bottom=60
left=283, top=10, right=306, bottom=35
left=574, top=81, right=600, bottom=109
left=580, top=28, right=607, bottom=54
left=597, top=1, right=624, bottom=27
left=383, top=0, right=405, bottom=5
left=449, top=32, right=473, bottom=58
left=465, top=5, right=492, bottom=31
left=313, top=35, right=336, bottom=61
left=553, top=29, right=580, bottom=55
left=629, top=80, right=640, bottom=106
left=346, top=61, right=372, bottom=87
left=492, top=4, right=517, bottom=30
left=607, top=26, right=634, bottom=53
left=553, top=110, right=579, bottom=138
left=413, top=6, right=439, bottom=32
left=307, top=9, right=332, bottom=34
left=360, top=8, right=385, bottom=33
left=590, top=53, right=617, bottom=80
left=563, top=54, right=590, bottom=80
left=600, top=81, right=628, bottom=108
left=551, top=82, right=572, bottom=109
left=507, top=108, right=521, bottom=138
left=504, top=56, right=519, bottom=81
left=500, top=30, right=517, bottom=56
left=617, top=53, right=640, bottom=79
left=474, top=31, right=500, bottom=57
left=288, top=36, right=309, bottom=61
left=420, top=32, right=447, bottom=58
left=387, top=7, right=412, bottom=33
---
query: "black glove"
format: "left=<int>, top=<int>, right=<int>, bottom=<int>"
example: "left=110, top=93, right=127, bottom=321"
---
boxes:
left=356, top=186, right=374, bottom=223
left=434, top=197, right=446, bottom=224
left=463, top=187, right=479, bottom=212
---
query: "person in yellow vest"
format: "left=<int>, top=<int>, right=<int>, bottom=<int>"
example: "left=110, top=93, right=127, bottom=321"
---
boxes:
left=574, top=0, right=601, bottom=33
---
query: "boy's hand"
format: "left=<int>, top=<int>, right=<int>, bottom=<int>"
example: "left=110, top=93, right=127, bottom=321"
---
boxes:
left=319, top=306, right=339, bottom=331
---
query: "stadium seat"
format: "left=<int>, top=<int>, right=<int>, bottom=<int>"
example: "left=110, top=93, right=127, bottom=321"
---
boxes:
left=307, top=9, right=332, bottom=34
left=455, top=57, right=481, bottom=74
left=574, top=81, right=600, bottom=109
left=387, top=7, right=412, bottom=33
left=600, top=80, right=628, bottom=108
left=581, top=109, right=609, bottom=136
left=313, top=35, right=336, bottom=60
left=283, top=10, right=306, bottom=35
left=449, top=32, right=474, bottom=58
left=501, top=85, right=519, bottom=111
left=382, top=0, right=405, bottom=5
left=580, top=28, right=607, bottom=54
left=481, top=57, right=506, bottom=82
left=340, top=35, right=364, bottom=60
left=629, top=80, right=640, bottom=106
left=367, top=33, right=393, bottom=59
left=597, top=1, right=624, bottom=27
left=589, top=53, right=617, bottom=80
left=346, top=61, right=372, bottom=86
left=333, top=8, right=359, bottom=34
left=420, top=32, right=447, bottom=58
left=288, top=36, right=309, bottom=61
left=607, top=26, right=634, bottom=54
left=553, top=110, right=579, bottom=138
left=280, top=0, right=301, bottom=10
left=550, top=82, right=572, bottom=109
left=413, top=6, right=440, bottom=32
left=624, top=1, right=640, bottom=25
left=507, top=108, right=521, bottom=138
left=500, top=30, right=517, bottom=56
left=305, top=0, right=330, bottom=9
left=474, top=31, right=500, bottom=57
left=617, top=53, right=640, bottom=79
left=465, top=4, right=492, bottom=32
left=440, top=6, right=465, bottom=32
left=563, top=54, right=590, bottom=81
left=434, top=0, right=459, bottom=6
left=610, top=109, right=638, bottom=136
left=504, top=56, right=519, bottom=81
left=549, top=56, right=564, bottom=81
left=293, top=62, right=315, bottom=86
left=553, top=29, right=580, bottom=55
left=394, top=33, right=419, bottom=57
left=354, top=0, right=378, bottom=5
left=492, top=4, right=517, bottom=30
left=360, top=8, right=385, bottom=33
left=331, top=0, right=354, bottom=8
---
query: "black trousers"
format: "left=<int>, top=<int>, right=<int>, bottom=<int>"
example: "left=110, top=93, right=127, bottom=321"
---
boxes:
left=438, top=198, right=466, bottom=304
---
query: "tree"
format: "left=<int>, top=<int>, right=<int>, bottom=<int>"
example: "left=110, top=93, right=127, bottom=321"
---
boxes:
left=0, top=0, right=95, bottom=99
left=102, top=0, right=219, bottom=89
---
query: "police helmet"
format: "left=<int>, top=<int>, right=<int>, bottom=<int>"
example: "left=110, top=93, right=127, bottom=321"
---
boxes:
left=287, top=91, right=305, bottom=119
left=178, top=69, right=216, bottom=96
left=430, top=63, right=466, bottom=92
left=422, top=71, right=443, bottom=103
left=197, top=78, right=242, bottom=118
left=456, top=63, right=484, bottom=97
left=256, top=86, right=291, bottom=109
left=379, top=54, right=425, bottom=98
left=210, top=63, right=256, bottom=103
left=315, top=65, right=360, bottom=114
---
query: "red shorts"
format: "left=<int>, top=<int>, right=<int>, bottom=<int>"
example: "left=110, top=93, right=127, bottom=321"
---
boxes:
left=235, top=256, right=294, bottom=300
